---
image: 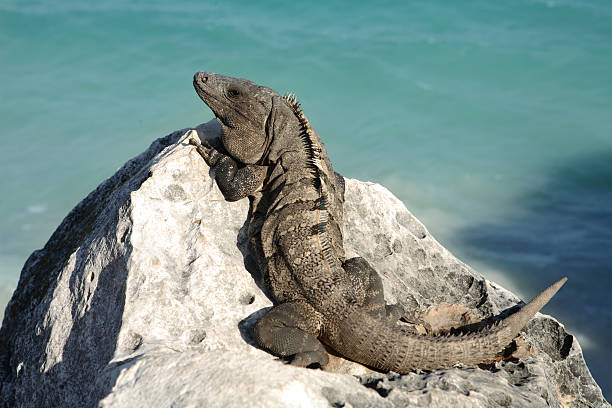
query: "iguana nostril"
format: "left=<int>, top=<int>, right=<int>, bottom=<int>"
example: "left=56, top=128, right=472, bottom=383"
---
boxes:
left=201, top=76, right=208, bottom=83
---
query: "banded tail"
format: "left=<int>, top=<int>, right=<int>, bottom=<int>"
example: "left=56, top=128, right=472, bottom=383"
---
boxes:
left=329, top=277, right=567, bottom=372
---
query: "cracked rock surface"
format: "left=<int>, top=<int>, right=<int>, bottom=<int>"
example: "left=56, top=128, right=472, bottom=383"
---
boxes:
left=0, top=121, right=607, bottom=407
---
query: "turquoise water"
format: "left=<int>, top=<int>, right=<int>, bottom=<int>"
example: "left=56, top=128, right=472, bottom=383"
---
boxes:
left=1, top=0, right=611, bottom=396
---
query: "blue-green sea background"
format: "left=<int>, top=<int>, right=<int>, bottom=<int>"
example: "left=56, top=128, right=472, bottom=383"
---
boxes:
left=1, top=0, right=610, bottom=397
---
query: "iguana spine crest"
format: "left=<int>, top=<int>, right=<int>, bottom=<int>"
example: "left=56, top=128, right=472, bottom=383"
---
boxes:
left=283, top=92, right=338, bottom=271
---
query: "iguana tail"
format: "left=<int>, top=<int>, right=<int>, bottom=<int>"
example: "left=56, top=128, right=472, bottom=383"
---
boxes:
left=328, top=277, right=567, bottom=372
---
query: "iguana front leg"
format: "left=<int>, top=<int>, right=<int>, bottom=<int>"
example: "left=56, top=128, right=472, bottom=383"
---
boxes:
left=189, top=137, right=267, bottom=201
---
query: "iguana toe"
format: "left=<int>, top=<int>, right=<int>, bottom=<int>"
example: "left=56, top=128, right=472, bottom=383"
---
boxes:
left=289, top=350, right=329, bottom=369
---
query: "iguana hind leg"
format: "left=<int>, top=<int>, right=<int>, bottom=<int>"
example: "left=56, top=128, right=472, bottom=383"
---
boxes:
left=342, top=257, right=431, bottom=332
left=253, top=301, right=329, bottom=368
left=342, top=257, right=402, bottom=322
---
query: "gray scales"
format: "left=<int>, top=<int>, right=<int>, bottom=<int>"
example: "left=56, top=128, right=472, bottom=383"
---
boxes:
left=188, top=72, right=567, bottom=373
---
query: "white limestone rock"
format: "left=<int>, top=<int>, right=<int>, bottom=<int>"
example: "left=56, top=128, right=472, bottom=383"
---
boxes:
left=0, top=121, right=607, bottom=407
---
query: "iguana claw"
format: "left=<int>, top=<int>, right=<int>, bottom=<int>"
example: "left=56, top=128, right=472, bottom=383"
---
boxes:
left=189, top=137, right=217, bottom=165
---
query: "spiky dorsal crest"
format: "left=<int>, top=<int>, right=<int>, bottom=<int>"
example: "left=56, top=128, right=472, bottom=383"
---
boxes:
left=283, top=92, right=300, bottom=109
left=283, top=91, right=338, bottom=270
left=283, top=92, right=324, bottom=178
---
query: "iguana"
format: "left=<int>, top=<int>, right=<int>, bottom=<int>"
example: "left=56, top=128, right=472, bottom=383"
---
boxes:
left=188, top=71, right=567, bottom=372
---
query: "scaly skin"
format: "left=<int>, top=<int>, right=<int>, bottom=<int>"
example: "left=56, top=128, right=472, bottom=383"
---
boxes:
left=188, top=71, right=567, bottom=371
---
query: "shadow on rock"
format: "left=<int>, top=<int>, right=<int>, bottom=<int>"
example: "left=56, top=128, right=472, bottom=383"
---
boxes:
left=0, top=133, right=178, bottom=407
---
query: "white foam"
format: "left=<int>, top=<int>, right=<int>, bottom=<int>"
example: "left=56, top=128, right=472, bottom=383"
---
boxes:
left=27, top=204, right=47, bottom=214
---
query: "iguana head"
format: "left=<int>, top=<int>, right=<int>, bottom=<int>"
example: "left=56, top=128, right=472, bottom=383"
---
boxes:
left=193, top=72, right=278, bottom=164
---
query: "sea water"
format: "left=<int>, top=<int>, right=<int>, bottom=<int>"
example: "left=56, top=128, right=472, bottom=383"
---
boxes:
left=1, top=0, right=611, bottom=397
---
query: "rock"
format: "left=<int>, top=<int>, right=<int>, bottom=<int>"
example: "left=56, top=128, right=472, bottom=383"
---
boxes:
left=0, top=121, right=608, bottom=407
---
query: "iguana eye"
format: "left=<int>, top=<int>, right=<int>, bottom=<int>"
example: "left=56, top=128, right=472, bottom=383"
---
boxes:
left=227, top=88, right=241, bottom=98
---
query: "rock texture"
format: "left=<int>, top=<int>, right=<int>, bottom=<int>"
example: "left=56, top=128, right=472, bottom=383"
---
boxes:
left=0, top=121, right=608, bottom=408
